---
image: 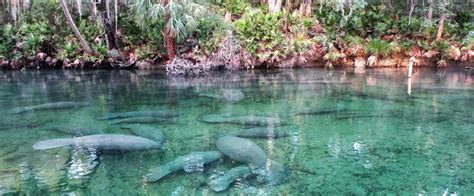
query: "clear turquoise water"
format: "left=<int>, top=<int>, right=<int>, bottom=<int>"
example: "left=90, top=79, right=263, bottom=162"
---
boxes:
left=0, top=68, right=472, bottom=195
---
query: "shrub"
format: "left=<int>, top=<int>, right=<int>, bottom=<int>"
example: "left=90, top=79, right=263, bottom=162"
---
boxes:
left=0, top=24, right=16, bottom=60
left=234, top=9, right=283, bottom=54
left=195, top=14, right=229, bottom=54
left=365, top=38, right=393, bottom=57
left=17, top=22, right=54, bottom=57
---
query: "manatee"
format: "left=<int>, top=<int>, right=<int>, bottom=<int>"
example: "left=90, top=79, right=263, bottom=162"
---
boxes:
left=216, top=136, right=267, bottom=168
left=216, top=136, right=289, bottom=185
left=208, top=165, right=252, bottom=192
left=294, top=108, right=347, bottom=116
left=9, top=102, right=88, bottom=114
left=108, top=117, right=172, bottom=125
left=225, top=127, right=289, bottom=138
left=200, top=89, right=245, bottom=103
left=97, top=110, right=179, bottom=120
left=120, top=124, right=164, bottom=144
left=202, top=114, right=285, bottom=126
left=33, top=134, right=162, bottom=151
left=144, top=151, right=223, bottom=182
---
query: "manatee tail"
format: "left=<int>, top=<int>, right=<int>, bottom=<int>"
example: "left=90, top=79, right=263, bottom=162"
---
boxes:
left=33, top=138, right=74, bottom=150
left=143, top=166, right=172, bottom=183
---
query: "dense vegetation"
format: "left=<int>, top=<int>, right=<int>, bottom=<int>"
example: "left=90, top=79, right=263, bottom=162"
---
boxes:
left=0, top=0, right=472, bottom=72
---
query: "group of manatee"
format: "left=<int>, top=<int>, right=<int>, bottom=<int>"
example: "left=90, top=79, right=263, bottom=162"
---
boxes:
left=11, top=88, right=295, bottom=193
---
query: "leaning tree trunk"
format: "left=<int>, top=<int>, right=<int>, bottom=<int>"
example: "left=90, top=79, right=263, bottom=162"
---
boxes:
left=96, top=0, right=118, bottom=50
left=59, top=0, right=93, bottom=54
left=436, top=2, right=446, bottom=41
left=408, top=0, right=416, bottom=25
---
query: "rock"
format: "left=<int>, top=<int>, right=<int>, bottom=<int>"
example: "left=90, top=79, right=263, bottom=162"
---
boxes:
left=73, top=59, right=81, bottom=67
left=166, top=57, right=213, bottom=76
left=136, top=61, right=152, bottom=70
left=367, top=55, right=378, bottom=67
left=36, top=52, right=47, bottom=61
left=354, top=57, right=366, bottom=67
left=448, top=46, right=461, bottom=60
left=0, top=60, right=9, bottom=68
left=45, top=57, right=53, bottom=65
left=63, top=58, right=70, bottom=68
left=378, top=58, right=398, bottom=67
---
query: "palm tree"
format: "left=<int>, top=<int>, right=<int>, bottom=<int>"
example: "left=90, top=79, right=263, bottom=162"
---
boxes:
left=132, top=0, right=207, bottom=60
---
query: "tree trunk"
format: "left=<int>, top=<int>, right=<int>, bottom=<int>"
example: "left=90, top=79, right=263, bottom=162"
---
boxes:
left=305, top=0, right=312, bottom=17
left=268, top=0, right=282, bottom=12
left=408, top=0, right=416, bottom=25
left=163, top=29, right=176, bottom=60
left=427, top=0, right=433, bottom=22
left=436, top=12, right=446, bottom=41
left=436, top=1, right=446, bottom=41
left=162, top=0, right=175, bottom=60
left=96, top=0, right=118, bottom=50
left=268, top=0, right=275, bottom=12
left=387, top=0, right=398, bottom=20
left=59, top=0, right=93, bottom=54
left=275, top=0, right=283, bottom=12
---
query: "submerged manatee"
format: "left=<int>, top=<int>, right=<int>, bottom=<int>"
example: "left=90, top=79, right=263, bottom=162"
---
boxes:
left=97, top=110, right=179, bottom=120
left=9, top=102, right=88, bottom=114
left=225, top=127, right=289, bottom=138
left=293, top=108, right=347, bottom=116
left=120, top=124, right=164, bottom=144
left=208, top=165, right=252, bottom=192
left=216, top=136, right=289, bottom=185
left=202, top=114, right=285, bottom=126
left=144, top=151, right=223, bottom=182
left=33, top=134, right=161, bottom=151
left=216, top=136, right=267, bottom=168
left=108, top=117, right=172, bottom=125
left=200, top=89, right=245, bottom=103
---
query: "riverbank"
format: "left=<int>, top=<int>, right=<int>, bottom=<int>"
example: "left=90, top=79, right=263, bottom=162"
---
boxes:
left=0, top=55, right=472, bottom=71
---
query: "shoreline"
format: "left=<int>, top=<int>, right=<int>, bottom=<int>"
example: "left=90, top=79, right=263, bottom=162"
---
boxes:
left=1, top=56, right=472, bottom=71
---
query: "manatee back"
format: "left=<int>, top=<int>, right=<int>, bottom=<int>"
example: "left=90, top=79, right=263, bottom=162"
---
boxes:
left=76, top=134, right=161, bottom=151
left=216, top=136, right=267, bottom=167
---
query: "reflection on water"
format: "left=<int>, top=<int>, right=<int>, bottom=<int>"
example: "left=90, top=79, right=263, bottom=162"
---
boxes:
left=0, top=68, right=472, bottom=194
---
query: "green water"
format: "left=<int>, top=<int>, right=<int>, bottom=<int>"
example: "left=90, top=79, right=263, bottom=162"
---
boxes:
left=0, top=68, right=472, bottom=195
